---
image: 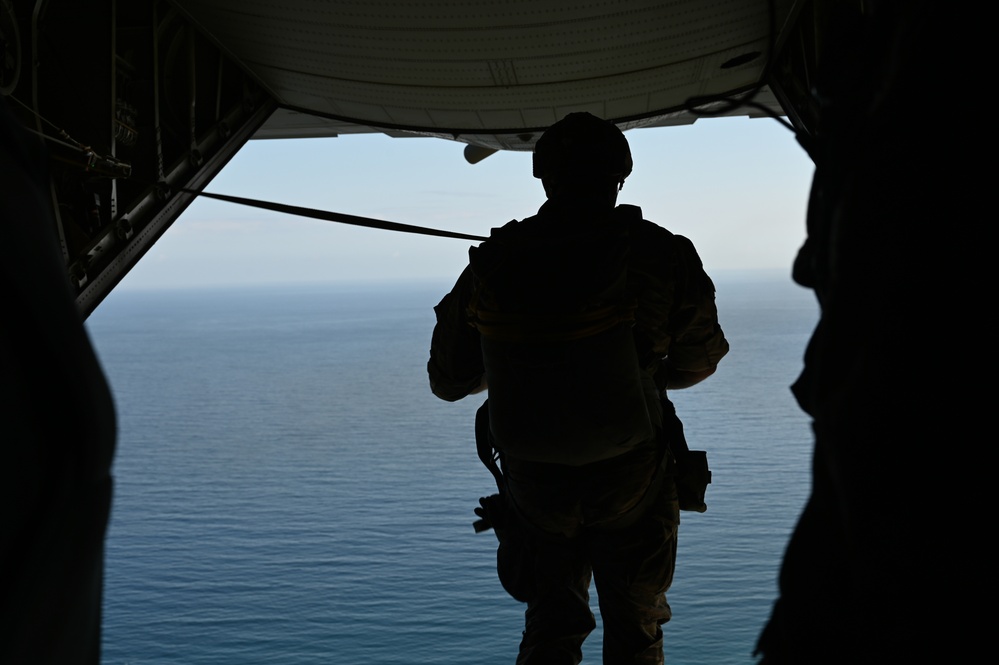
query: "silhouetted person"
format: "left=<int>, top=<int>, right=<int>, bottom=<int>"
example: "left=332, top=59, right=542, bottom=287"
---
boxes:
left=428, top=112, right=728, bottom=665
left=0, top=97, right=116, bottom=664
left=754, top=2, right=975, bottom=663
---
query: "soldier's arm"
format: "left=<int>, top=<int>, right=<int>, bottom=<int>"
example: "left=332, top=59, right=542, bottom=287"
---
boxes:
left=662, top=235, right=729, bottom=387
left=428, top=267, right=486, bottom=401
left=663, top=364, right=716, bottom=390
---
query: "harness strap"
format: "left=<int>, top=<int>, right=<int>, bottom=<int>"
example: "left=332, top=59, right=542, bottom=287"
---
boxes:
left=475, top=400, right=504, bottom=495
left=473, top=400, right=505, bottom=533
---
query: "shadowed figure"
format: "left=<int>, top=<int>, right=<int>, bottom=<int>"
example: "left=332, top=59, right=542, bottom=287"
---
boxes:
left=428, top=112, right=728, bottom=664
left=754, top=2, right=978, bottom=663
left=0, top=97, right=117, bottom=664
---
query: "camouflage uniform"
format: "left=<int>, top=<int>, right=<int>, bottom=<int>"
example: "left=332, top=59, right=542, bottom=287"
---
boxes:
left=429, top=198, right=727, bottom=665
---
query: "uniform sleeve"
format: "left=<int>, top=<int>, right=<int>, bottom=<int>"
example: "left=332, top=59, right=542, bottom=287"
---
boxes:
left=427, top=266, right=485, bottom=401
left=665, top=234, right=729, bottom=373
left=627, top=218, right=728, bottom=385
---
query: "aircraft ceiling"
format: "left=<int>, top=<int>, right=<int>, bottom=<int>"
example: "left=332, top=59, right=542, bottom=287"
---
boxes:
left=173, top=0, right=800, bottom=151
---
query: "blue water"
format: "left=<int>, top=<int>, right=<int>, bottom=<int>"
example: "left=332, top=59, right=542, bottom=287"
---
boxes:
left=86, top=270, right=818, bottom=664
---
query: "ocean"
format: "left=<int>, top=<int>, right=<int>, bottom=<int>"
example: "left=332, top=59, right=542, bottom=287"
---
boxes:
left=85, top=270, right=819, bottom=665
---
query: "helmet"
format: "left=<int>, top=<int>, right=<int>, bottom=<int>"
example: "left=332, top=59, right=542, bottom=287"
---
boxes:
left=532, top=112, right=633, bottom=183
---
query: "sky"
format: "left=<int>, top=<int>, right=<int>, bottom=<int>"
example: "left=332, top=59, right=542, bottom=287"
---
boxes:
left=116, top=115, right=815, bottom=291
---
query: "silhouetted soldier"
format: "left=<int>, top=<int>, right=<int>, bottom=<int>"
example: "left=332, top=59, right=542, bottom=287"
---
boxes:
left=0, top=98, right=117, bottom=664
left=754, top=2, right=976, bottom=663
left=428, top=112, right=728, bottom=665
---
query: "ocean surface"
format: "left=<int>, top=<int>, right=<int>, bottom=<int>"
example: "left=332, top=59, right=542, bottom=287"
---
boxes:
left=85, top=270, right=819, bottom=665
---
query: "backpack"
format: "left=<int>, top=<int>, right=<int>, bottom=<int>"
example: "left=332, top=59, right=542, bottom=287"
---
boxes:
left=466, top=205, right=653, bottom=466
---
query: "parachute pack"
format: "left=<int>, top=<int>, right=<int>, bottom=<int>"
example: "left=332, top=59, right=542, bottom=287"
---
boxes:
left=466, top=205, right=653, bottom=466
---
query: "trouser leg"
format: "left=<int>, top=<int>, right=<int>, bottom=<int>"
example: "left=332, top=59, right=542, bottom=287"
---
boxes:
left=591, top=481, right=679, bottom=665
left=516, top=543, right=595, bottom=665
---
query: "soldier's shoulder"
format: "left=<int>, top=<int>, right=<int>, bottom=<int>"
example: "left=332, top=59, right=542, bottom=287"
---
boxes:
left=616, top=205, right=675, bottom=245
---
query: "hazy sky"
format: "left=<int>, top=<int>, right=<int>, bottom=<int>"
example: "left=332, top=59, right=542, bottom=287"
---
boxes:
left=118, top=115, right=815, bottom=290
